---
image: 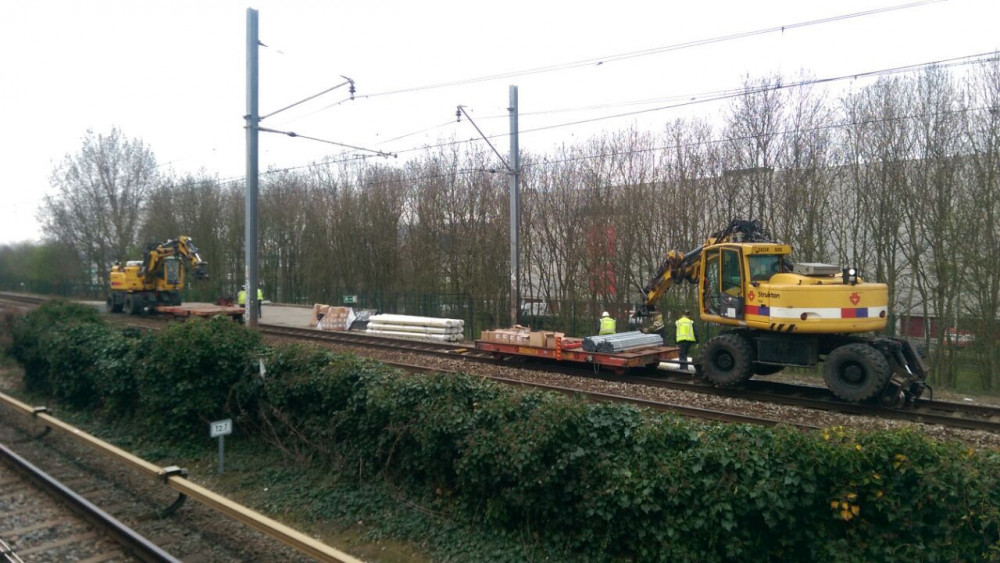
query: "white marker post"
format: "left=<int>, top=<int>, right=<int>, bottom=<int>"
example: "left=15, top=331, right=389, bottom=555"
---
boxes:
left=210, top=418, right=233, bottom=474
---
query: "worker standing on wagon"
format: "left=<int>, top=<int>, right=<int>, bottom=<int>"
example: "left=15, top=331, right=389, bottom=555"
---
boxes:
left=675, top=310, right=696, bottom=371
left=598, top=311, right=616, bottom=335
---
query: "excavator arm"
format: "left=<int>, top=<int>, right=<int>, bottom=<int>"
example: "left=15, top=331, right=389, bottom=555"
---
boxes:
left=138, top=236, right=209, bottom=282
left=635, top=219, right=773, bottom=315
left=637, top=247, right=701, bottom=313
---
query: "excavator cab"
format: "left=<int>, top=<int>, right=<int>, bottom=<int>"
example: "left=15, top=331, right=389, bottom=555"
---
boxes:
left=700, top=246, right=752, bottom=321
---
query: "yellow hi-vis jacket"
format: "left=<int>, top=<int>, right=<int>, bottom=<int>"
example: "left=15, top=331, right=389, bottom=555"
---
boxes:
left=676, top=316, right=696, bottom=342
left=237, top=290, right=246, bottom=305
left=599, top=316, right=617, bottom=335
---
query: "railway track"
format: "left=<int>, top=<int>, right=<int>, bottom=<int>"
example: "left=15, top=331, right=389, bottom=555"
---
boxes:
left=0, top=394, right=361, bottom=563
left=257, top=323, right=1000, bottom=434
left=4, top=293, right=999, bottom=434
left=0, top=440, right=178, bottom=563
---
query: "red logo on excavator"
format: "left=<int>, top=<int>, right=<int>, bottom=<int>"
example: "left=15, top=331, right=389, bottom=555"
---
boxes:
left=747, top=290, right=755, bottom=302
left=849, top=292, right=861, bottom=305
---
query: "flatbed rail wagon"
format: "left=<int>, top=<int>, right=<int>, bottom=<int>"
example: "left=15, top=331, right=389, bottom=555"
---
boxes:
left=475, top=334, right=678, bottom=375
left=150, top=303, right=246, bottom=322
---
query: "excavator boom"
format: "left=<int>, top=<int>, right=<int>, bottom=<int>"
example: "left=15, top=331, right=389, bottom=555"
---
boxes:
left=638, top=219, right=772, bottom=313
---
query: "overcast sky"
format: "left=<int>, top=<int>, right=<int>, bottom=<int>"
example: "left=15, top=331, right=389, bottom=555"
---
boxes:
left=1, top=0, right=997, bottom=245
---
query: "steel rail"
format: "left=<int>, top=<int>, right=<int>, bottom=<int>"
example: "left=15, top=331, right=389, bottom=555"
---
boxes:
left=0, top=441, right=181, bottom=563
left=623, top=373, right=1000, bottom=434
left=262, top=325, right=1000, bottom=432
left=379, top=359, right=820, bottom=430
left=0, top=392, right=365, bottom=563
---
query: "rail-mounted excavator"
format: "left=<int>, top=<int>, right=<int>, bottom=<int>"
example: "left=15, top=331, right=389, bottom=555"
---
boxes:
left=106, top=236, right=208, bottom=315
left=634, top=219, right=927, bottom=407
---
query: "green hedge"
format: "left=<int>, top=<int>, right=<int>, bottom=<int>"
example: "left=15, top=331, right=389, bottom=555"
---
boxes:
left=4, top=304, right=1000, bottom=561
left=135, top=315, right=263, bottom=441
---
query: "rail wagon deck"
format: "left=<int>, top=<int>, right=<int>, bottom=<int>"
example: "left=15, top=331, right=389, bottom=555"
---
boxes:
left=153, top=303, right=246, bottom=321
left=475, top=336, right=679, bottom=375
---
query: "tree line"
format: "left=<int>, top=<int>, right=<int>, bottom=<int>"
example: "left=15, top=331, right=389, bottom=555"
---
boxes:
left=1, top=58, right=998, bottom=390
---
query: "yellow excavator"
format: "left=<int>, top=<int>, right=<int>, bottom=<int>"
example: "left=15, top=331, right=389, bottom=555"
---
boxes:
left=635, top=219, right=926, bottom=407
left=106, top=236, right=208, bottom=315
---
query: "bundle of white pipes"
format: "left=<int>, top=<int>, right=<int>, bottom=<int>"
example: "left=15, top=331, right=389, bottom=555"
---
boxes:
left=365, top=313, right=465, bottom=342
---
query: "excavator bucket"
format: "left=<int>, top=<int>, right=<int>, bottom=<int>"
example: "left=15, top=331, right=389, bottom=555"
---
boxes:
left=194, top=262, right=209, bottom=280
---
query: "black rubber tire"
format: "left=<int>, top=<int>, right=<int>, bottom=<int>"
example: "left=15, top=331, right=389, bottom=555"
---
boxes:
left=123, top=294, right=136, bottom=315
left=105, top=297, right=115, bottom=313
left=752, top=363, right=785, bottom=376
left=699, top=334, right=754, bottom=386
left=822, top=343, right=891, bottom=402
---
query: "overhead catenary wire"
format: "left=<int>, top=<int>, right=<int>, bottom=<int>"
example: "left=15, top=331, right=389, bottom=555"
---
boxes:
left=149, top=1, right=960, bottom=187
left=159, top=95, right=988, bottom=197
left=157, top=50, right=996, bottom=191
left=356, top=0, right=945, bottom=100
left=236, top=3, right=969, bottom=173
left=376, top=50, right=998, bottom=158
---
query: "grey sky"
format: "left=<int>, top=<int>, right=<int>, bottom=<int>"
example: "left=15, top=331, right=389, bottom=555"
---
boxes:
left=1, top=0, right=996, bottom=245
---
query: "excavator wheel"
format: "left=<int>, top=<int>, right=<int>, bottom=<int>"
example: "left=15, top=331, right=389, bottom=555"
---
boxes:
left=105, top=297, right=123, bottom=314
left=822, top=343, right=891, bottom=402
left=123, top=294, right=137, bottom=315
left=699, top=333, right=754, bottom=387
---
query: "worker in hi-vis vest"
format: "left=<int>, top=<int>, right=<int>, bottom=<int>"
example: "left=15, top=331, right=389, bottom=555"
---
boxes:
left=598, top=311, right=616, bottom=335
left=675, top=310, right=697, bottom=370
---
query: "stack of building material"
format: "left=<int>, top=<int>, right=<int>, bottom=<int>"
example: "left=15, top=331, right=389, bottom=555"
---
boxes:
left=480, top=325, right=532, bottom=345
left=318, top=306, right=354, bottom=331
left=310, top=303, right=329, bottom=327
left=582, top=331, right=663, bottom=353
left=366, top=313, right=465, bottom=342
left=350, top=309, right=375, bottom=330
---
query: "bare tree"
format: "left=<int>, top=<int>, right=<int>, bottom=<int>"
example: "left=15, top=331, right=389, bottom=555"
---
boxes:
left=42, top=128, right=158, bottom=286
left=724, top=74, right=785, bottom=227
left=773, top=75, right=835, bottom=261
left=905, top=67, right=963, bottom=385
left=961, top=56, right=1000, bottom=390
left=838, top=78, right=912, bottom=330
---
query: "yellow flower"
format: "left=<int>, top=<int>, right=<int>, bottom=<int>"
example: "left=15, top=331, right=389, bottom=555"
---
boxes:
left=847, top=492, right=857, bottom=501
left=840, top=509, right=853, bottom=521
left=831, top=500, right=840, bottom=509
left=855, top=444, right=862, bottom=451
left=851, top=505, right=860, bottom=516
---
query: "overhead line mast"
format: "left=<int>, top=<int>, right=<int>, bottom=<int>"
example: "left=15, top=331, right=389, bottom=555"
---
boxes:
left=245, top=7, right=260, bottom=329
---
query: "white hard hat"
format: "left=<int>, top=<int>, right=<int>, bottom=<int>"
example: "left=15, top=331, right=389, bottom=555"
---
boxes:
left=602, top=311, right=609, bottom=317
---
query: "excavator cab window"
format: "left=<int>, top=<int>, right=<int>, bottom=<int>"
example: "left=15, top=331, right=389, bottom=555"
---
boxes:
left=749, top=254, right=781, bottom=282
left=719, top=249, right=744, bottom=318
left=702, top=249, right=721, bottom=315
left=164, top=257, right=181, bottom=285
left=721, top=249, right=742, bottom=296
